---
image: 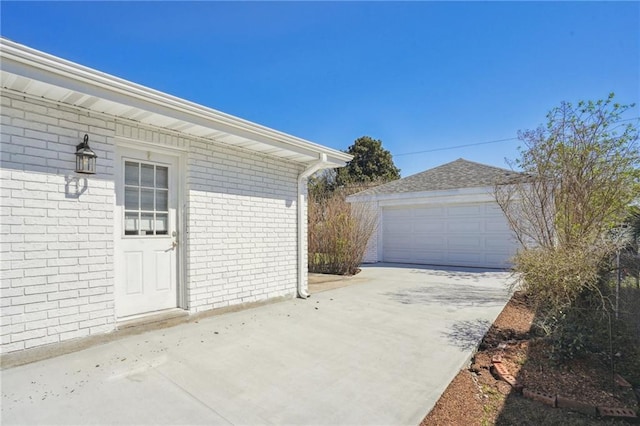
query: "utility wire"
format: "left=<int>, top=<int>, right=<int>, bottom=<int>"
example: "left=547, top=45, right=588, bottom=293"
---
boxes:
left=394, top=137, right=518, bottom=156
left=394, top=116, right=640, bottom=157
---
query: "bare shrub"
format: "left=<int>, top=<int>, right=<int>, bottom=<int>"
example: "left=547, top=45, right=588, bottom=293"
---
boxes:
left=495, top=95, right=639, bottom=361
left=496, top=95, right=638, bottom=290
left=308, top=185, right=377, bottom=275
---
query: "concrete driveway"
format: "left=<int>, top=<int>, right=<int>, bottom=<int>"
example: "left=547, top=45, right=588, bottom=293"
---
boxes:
left=1, top=264, right=514, bottom=426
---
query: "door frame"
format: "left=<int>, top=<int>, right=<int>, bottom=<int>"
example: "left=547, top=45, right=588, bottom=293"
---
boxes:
left=114, top=137, right=188, bottom=314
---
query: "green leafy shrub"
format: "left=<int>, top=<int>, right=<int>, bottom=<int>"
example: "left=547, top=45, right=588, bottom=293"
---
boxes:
left=513, top=245, right=606, bottom=312
left=513, top=243, right=617, bottom=361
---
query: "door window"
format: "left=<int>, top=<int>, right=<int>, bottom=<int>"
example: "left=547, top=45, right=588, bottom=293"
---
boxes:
left=124, top=161, right=169, bottom=236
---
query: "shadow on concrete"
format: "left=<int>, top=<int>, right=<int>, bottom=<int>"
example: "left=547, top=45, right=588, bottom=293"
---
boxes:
left=410, top=268, right=513, bottom=283
left=385, top=283, right=508, bottom=307
left=362, top=262, right=509, bottom=273
left=442, top=319, right=493, bottom=351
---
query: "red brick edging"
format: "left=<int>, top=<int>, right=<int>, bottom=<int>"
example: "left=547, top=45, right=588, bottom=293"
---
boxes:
left=489, top=357, right=638, bottom=421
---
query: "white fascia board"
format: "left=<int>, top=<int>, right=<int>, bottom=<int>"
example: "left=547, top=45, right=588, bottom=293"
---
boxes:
left=348, top=186, right=499, bottom=205
left=324, top=155, right=349, bottom=169
left=0, top=38, right=352, bottom=167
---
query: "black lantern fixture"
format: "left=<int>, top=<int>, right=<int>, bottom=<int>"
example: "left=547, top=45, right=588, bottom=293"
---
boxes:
left=75, top=134, right=97, bottom=174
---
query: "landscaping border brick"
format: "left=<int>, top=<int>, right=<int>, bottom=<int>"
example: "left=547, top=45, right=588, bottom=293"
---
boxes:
left=556, top=394, right=597, bottom=417
left=488, top=343, right=638, bottom=421
left=523, top=388, right=557, bottom=408
left=614, top=373, right=632, bottom=389
left=491, top=361, right=519, bottom=388
left=596, top=406, right=637, bottom=421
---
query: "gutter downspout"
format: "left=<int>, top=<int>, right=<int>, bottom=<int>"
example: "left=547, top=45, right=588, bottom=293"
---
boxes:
left=297, top=153, right=328, bottom=298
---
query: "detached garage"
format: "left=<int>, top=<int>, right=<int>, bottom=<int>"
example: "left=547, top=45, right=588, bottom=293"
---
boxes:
left=348, top=159, right=520, bottom=269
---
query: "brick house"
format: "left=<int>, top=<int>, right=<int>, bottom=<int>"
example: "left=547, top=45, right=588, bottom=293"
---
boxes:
left=0, top=38, right=350, bottom=355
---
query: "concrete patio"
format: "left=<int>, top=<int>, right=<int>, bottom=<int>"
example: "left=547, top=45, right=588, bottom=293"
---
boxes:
left=1, top=264, right=514, bottom=425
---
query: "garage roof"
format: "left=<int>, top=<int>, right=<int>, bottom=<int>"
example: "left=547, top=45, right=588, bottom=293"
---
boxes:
left=0, top=38, right=351, bottom=168
left=351, top=158, right=519, bottom=196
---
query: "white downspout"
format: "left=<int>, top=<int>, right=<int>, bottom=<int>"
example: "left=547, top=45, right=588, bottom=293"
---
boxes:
left=297, top=153, right=328, bottom=298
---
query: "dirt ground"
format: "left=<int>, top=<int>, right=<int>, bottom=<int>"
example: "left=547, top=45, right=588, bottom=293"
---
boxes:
left=308, top=272, right=368, bottom=293
left=421, top=291, right=639, bottom=425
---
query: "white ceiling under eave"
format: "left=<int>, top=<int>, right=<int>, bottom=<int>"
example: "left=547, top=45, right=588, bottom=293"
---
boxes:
left=0, top=38, right=351, bottom=168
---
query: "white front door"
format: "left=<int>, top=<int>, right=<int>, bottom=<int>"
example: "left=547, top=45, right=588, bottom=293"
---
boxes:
left=114, top=147, right=179, bottom=318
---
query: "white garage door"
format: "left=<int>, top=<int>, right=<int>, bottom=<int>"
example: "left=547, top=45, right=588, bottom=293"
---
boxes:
left=382, top=203, right=517, bottom=268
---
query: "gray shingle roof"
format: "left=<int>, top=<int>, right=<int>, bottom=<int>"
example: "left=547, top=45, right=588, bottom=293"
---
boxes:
left=352, top=158, right=519, bottom=196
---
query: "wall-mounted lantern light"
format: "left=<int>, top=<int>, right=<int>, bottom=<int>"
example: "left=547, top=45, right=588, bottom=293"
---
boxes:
left=75, top=134, right=97, bottom=174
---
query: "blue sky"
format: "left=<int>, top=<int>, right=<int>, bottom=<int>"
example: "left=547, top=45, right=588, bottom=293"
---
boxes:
left=2, top=1, right=638, bottom=177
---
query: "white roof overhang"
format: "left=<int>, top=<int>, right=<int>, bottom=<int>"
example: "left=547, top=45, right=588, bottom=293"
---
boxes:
left=0, top=38, right=351, bottom=168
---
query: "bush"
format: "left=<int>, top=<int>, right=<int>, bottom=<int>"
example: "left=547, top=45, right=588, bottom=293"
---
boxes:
left=516, top=243, right=640, bottom=369
left=308, top=185, right=377, bottom=275
left=514, top=243, right=617, bottom=360
left=513, top=245, right=606, bottom=313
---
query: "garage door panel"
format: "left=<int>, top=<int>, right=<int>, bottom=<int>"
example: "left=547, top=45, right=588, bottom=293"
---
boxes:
left=384, top=249, right=429, bottom=263
left=414, top=222, right=444, bottom=233
left=385, top=237, right=412, bottom=253
left=485, top=219, right=510, bottom=232
left=449, top=251, right=484, bottom=264
left=449, top=236, right=482, bottom=249
left=485, top=236, right=514, bottom=249
left=447, top=221, right=482, bottom=233
left=414, top=208, right=445, bottom=219
left=382, top=202, right=516, bottom=268
left=447, top=205, right=482, bottom=216
left=384, top=209, right=413, bottom=219
left=485, top=253, right=513, bottom=267
left=417, top=238, right=445, bottom=250
left=385, top=222, right=413, bottom=233
left=385, top=235, right=445, bottom=250
left=414, top=251, right=446, bottom=264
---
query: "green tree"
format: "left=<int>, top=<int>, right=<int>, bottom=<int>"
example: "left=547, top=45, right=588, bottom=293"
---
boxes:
left=335, top=136, right=400, bottom=186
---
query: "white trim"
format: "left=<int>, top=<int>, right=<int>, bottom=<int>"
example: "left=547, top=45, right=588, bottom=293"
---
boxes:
left=349, top=186, right=499, bottom=208
left=178, top=153, right=188, bottom=310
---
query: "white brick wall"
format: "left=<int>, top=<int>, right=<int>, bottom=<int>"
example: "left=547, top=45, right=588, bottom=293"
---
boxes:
left=186, top=140, right=302, bottom=312
left=1, top=90, right=307, bottom=354
left=1, top=91, right=116, bottom=354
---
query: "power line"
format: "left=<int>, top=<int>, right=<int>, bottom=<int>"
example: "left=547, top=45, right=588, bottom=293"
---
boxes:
left=616, top=117, right=640, bottom=123
left=394, top=137, right=518, bottom=156
left=394, top=116, right=640, bottom=157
